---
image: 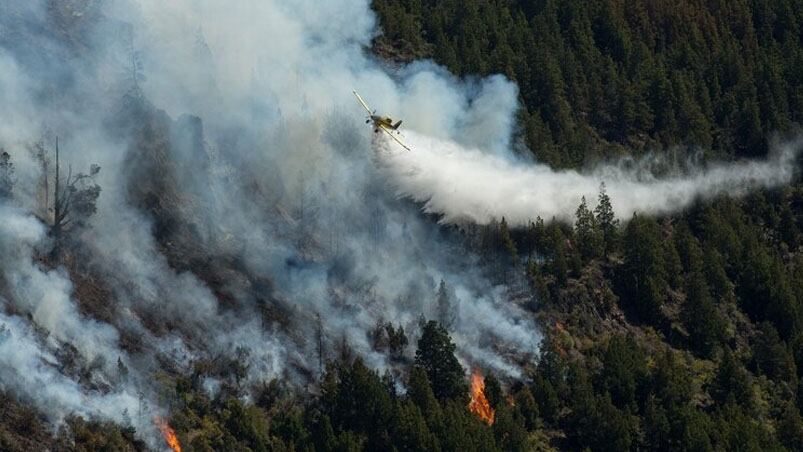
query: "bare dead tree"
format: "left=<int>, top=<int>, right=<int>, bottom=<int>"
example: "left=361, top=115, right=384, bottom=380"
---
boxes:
left=50, top=137, right=101, bottom=257
left=124, top=27, right=145, bottom=98
left=316, top=312, right=325, bottom=376
left=33, top=139, right=49, bottom=215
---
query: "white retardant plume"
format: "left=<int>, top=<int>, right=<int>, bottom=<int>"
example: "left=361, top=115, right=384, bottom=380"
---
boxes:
left=375, top=131, right=802, bottom=225
left=0, top=0, right=797, bottom=446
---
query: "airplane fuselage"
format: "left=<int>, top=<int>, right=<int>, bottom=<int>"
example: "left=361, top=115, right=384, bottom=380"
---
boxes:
left=353, top=90, right=410, bottom=150
left=369, top=115, right=402, bottom=131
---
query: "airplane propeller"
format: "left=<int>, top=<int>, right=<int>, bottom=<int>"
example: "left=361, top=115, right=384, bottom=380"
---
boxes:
left=353, top=90, right=411, bottom=151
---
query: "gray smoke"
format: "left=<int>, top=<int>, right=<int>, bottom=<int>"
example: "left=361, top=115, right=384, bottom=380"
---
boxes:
left=0, top=204, right=164, bottom=444
left=0, top=0, right=538, bottom=445
left=1, top=0, right=797, bottom=447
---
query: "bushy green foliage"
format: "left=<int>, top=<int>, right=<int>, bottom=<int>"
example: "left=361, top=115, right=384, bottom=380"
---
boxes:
left=618, top=213, right=667, bottom=323
left=8, top=2, right=803, bottom=451
left=516, top=182, right=803, bottom=450
left=154, top=326, right=551, bottom=452
left=373, top=0, right=803, bottom=167
left=414, top=320, right=468, bottom=402
left=132, top=2, right=803, bottom=449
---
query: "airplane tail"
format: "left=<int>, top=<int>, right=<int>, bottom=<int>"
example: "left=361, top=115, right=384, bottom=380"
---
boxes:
left=392, top=120, right=403, bottom=130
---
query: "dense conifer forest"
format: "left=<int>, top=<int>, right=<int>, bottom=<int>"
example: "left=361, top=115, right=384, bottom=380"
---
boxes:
left=2, top=1, right=803, bottom=451
left=373, top=0, right=803, bottom=167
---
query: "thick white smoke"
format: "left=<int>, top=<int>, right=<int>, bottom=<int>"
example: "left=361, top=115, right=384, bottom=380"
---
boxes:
left=375, top=132, right=801, bottom=226
left=97, top=0, right=538, bottom=379
left=0, top=0, right=798, bottom=446
left=0, top=204, right=167, bottom=445
left=0, top=311, right=139, bottom=425
left=0, top=0, right=537, bottom=442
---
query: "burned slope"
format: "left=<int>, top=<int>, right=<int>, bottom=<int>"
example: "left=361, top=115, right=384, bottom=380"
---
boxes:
left=101, top=94, right=294, bottom=336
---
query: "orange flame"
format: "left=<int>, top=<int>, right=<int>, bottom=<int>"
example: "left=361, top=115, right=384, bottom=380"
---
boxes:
left=468, top=369, right=495, bottom=425
left=155, top=416, right=182, bottom=452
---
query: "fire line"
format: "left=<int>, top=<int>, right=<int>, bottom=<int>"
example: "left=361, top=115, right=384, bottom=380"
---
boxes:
left=468, top=369, right=495, bottom=425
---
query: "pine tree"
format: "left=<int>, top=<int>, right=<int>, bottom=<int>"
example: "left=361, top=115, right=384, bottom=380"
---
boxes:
left=710, top=349, right=752, bottom=408
left=527, top=261, right=550, bottom=303
left=752, top=322, right=797, bottom=383
left=529, top=217, right=548, bottom=257
left=407, top=365, right=442, bottom=422
left=663, top=238, right=683, bottom=290
left=499, top=217, right=519, bottom=265
left=619, top=214, right=667, bottom=324
left=598, top=335, right=648, bottom=410
left=683, top=270, right=726, bottom=358
left=391, top=400, right=439, bottom=451
left=777, top=401, right=803, bottom=451
left=435, top=280, right=457, bottom=329
left=575, top=196, right=602, bottom=262
left=484, top=373, right=502, bottom=409
left=513, top=387, right=540, bottom=431
left=327, top=358, right=394, bottom=447
left=546, top=222, right=569, bottom=289
left=594, top=183, right=619, bottom=256
left=414, top=321, right=468, bottom=402
left=703, top=245, right=733, bottom=302
left=386, top=323, right=408, bottom=361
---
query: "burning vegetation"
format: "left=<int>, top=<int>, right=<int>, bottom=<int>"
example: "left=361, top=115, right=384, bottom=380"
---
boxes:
left=155, top=417, right=182, bottom=452
left=468, top=369, right=495, bottom=425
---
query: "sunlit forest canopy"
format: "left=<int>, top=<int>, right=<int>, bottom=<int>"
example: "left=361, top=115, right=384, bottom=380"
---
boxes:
left=373, top=0, right=803, bottom=166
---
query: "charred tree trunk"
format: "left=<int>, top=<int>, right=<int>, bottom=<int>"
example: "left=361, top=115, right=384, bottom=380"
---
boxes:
left=50, top=137, right=62, bottom=259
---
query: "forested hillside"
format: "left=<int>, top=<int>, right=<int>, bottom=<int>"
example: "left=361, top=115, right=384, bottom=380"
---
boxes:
left=373, top=0, right=803, bottom=166
left=1, top=1, right=802, bottom=451
left=366, top=0, right=803, bottom=450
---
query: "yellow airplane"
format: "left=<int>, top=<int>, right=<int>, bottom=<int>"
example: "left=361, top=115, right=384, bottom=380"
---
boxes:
left=353, top=91, right=411, bottom=151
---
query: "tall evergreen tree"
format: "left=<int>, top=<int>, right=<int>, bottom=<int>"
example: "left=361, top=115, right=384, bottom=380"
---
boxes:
left=710, top=349, right=752, bottom=408
left=594, top=183, right=619, bottom=256
left=575, top=196, right=602, bottom=262
left=683, top=270, right=726, bottom=358
left=618, top=214, right=667, bottom=324
left=435, top=280, right=457, bottom=330
left=414, top=321, right=468, bottom=402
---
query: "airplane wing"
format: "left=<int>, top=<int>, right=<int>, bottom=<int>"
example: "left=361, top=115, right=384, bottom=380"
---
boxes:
left=379, top=125, right=411, bottom=151
left=352, top=91, right=373, bottom=115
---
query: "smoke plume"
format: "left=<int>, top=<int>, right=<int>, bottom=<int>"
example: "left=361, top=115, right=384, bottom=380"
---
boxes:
left=0, top=0, right=797, bottom=446
left=0, top=0, right=537, bottom=444
left=375, top=131, right=801, bottom=226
